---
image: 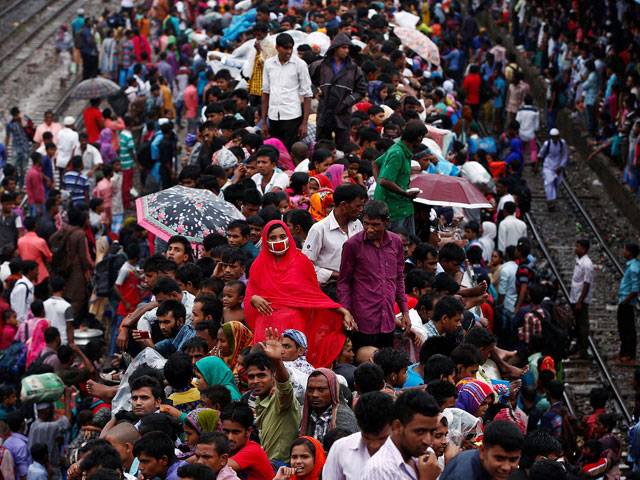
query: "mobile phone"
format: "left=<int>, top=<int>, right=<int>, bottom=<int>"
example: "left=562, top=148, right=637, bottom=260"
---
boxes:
left=137, top=330, right=150, bottom=339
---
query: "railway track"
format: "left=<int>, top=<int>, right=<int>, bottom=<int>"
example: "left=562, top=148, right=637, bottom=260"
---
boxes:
left=522, top=162, right=635, bottom=426
left=0, top=0, right=84, bottom=86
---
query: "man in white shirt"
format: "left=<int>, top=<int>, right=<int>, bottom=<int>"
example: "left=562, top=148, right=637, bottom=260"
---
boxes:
left=251, top=146, right=289, bottom=194
left=261, top=33, right=313, bottom=150
left=72, top=132, right=103, bottom=181
left=323, top=391, right=394, bottom=480
left=43, top=276, right=75, bottom=345
left=570, top=239, right=594, bottom=358
left=362, top=390, right=440, bottom=480
left=56, top=116, right=80, bottom=180
left=303, top=184, right=366, bottom=288
left=10, top=261, right=37, bottom=324
left=497, top=202, right=527, bottom=253
left=498, top=245, right=518, bottom=320
left=136, top=278, right=195, bottom=333
left=515, top=95, right=539, bottom=166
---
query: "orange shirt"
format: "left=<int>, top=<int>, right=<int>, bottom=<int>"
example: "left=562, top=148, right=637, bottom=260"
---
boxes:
left=17, top=232, right=53, bottom=284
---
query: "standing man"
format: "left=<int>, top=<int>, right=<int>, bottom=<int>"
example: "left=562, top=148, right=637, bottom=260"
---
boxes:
left=56, top=117, right=80, bottom=181
left=261, top=33, right=313, bottom=150
left=338, top=200, right=408, bottom=351
left=617, top=243, right=640, bottom=364
left=497, top=202, right=527, bottom=253
left=538, top=128, right=568, bottom=212
left=4, top=107, right=32, bottom=185
left=361, top=390, right=441, bottom=480
left=374, top=120, right=426, bottom=235
left=33, top=110, right=62, bottom=147
left=570, top=239, right=594, bottom=359
left=303, top=184, right=366, bottom=294
left=310, top=33, right=367, bottom=150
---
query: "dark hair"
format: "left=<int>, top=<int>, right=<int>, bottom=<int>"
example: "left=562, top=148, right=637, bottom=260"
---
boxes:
left=529, top=459, right=567, bottom=480
left=503, top=201, right=517, bottom=215
left=175, top=263, right=203, bottom=291
left=133, top=431, right=176, bottom=462
left=243, top=351, right=274, bottom=372
left=220, top=401, right=254, bottom=430
left=168, top=235, right=193, bottom=260
left=463, top=327, right=497, bottom=349
left=198, top=431, right=231, bottom=457
left=79, top=444, right=123, bottom=473
left=401, top=120, right=427, bottom=143
left=354, top=391, right=394, bottom=434
left=405, top=269, right=433, bottom=294
left=157, top=299, right=186, bottom=322
left=363, top=200, right=389, bottom=221
left=22, top=260, right=38, bottom=275
left=576, top=238, right=590, bottom=251
left=285, top=209, right=314, bottom=234
left=177, top=464, right=216, bottom=480
left=30, top=443, right=49, bottom=464
left=152, top=277, right=181, bottom=296
left=44, top=326, right=61, bottom=344
left=374, top=348, right=409, bottom=377
left=589, top=387, right=609, bottom=409
left=520, top=430, right=562, bottom=469
left=203, top=232, right=228, bottom=252
left=411, top=243, right=438, bottom=263
left=423, top=354, right=455, bottom=382
left=426, top=380, right=457, bottom=407
left=138, top=413, right=181, bottom=441
left=483, top=420, right=524, bottom=452
left=220, top=246, right=248, bottom=267
left=432, top=296, right=464, bottom=324
left=31, top=299, right=45, bottom=317
left=418, top=336, right=456, bottom=364
left=164, top=352, right=193, bottom=390
left=626, top=243, right=640, bottom=258
left=202, top=385, right=232, bottom=411
left=450, top=344, right=483, bottom=367
left=243, top=189, right=263, bottom=207
left=354, top=362, right=385, bottom=393
left=194, top=294, right=223, bottom=323
left=546, top=380, right=564, bottom=400
left=394, top=390, right=439, bottom=425
left=182, top=336, right=209, bottom=353
left=323, top=428, right=351, bottom=452
left=227, top=220, right=251, bottom=237
left=129, top=375, right=164, bottom=400
left=49, top=275, right=67, bottom=292
left=438, top=242, right=466, bottom=264
left=290, top=436, right=316, bottom=457
left=178, top=165, right=201, bottom=183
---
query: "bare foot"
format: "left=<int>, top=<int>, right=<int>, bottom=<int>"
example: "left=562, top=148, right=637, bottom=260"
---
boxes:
left=86, top=380, right=118, bottom=402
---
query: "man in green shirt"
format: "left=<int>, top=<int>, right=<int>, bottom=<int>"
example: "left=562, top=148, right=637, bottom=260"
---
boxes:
left=243, top=328, right=301, bottom=463
left=374, top=120, right=427, bottom=235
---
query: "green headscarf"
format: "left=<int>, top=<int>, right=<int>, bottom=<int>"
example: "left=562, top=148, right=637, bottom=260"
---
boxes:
left=195, top=356, right=241, bottom=400
left=185, top=408, right=220, bottom=434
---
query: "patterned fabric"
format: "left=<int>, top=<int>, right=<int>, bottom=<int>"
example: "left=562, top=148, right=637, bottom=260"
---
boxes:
left=308, top=189, right=334, bottom=221
left=6, top=120, right=30, bottom=153
left=185, top=408, right=220, bottom=434
left=62, top=171, right=89, bottom=207
left=310, top=408, right=333, bottom=442
left=137, top=185, right=244, bottom=243
left=454, top=379, right=494, bottom=416
left=300, top=368, right=340, bottom=436
left=249, top=57, right=264, bottom=97
left=283, top=329, right=308, bottom=350
left=220, top=321, right=253, bottom=373
left=118, top=130, right=135, bottom=170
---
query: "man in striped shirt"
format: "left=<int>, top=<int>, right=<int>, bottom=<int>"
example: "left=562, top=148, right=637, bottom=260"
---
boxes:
left=119, top=116, right=136, bottom=209
left=62, top=156, right=89, bottom=207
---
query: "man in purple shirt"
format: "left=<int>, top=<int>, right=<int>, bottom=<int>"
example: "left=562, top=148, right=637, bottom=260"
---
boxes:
left=4, top=411, right=31, bottom=480
left=134, top=431, right=186, bottom=480
left=338, top=200, right=410, bottom=351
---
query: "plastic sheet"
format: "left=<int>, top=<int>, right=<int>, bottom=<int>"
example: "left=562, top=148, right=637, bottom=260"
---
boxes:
left=111, top=348, right=167, bottom=413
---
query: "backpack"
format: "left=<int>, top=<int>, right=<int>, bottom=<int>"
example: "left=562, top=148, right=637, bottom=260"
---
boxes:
left=49, top=228, right=73, bottom=277
left=24, top=351, right=56, bottom=376
left=94, top=247, right=126, bottom=298
left=0, top=341, right=27, bottom=383
left=512, top=178, right=532, bottom=214
left=137, top=140, right=154, bottom=170
left=23, top=116, right=36, bottom=141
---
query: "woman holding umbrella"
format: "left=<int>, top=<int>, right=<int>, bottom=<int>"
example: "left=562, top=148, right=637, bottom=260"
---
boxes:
left=245, top=220, right=357, bottom=368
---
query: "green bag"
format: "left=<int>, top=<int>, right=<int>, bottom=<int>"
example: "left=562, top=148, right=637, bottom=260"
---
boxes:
left=21, top=373, right=65, bottom=403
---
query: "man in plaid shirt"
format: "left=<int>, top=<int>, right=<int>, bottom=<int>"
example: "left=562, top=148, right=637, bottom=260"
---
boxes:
left=517, top=284, right=547, bottom=356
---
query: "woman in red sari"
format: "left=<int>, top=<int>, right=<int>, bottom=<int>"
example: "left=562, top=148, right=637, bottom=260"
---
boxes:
left=245, top=220, right=356, bottom=368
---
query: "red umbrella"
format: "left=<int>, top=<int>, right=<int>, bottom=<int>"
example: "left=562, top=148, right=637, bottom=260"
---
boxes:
left=410, top=174, right=492, bottom=209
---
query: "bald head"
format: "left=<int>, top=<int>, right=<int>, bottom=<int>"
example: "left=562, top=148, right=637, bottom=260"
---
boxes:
left=105, top=422, right=140, bottom=446
left=355, top=346, right=379, bottom=365
left=290, top=142, right=309, bottom=162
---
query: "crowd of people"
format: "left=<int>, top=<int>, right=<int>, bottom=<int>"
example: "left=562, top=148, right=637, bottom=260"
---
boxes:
left=1, top=0, right=639, bottom=479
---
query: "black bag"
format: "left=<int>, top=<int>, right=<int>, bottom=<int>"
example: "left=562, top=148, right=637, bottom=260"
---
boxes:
left=49, top=228, right=72, bottom=277
left=137, top=141, right=153, bottom=170
left=535, top=307, right=571, bottom=361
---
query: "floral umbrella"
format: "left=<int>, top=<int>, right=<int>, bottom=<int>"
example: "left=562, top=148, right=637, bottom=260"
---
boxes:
left=136, top=185, right=244, bottom=243
left=393, top=26, right=440, bottom=65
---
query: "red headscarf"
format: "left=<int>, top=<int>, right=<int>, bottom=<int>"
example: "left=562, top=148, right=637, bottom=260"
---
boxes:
left=291, top=436, right=326, bottom=480
left=244, top=221, right=346, bottom=367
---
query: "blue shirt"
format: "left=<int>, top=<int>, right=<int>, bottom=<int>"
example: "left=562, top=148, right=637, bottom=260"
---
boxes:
left=4, top=432, right=31, bottom=478
left=440, top=449, right=489, bottom=480
left=27, top=461, right=48, bottom=480
left=619, top=258, right=640, bottom=304
left=442, top=49, right=463, bottom=72
left=403, top=363, right=424, bottom=388
left=582, top=71, right=599, bottom=106
left=62, top=171, right=89, bottom=207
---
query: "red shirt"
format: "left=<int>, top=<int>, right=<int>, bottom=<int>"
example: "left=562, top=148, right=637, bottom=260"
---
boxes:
left=231, top=440, right=274, bottom=480
left=83, top=107, right=104, bottom=143
left=25, top=166, right=45, bottom=205
left=463, top=73, right=482, bottom=105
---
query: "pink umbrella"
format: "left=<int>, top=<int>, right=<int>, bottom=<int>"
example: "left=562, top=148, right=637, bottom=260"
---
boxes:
left=410, top=174, right=492, bottom=209
left=393, top=26, right=440, bottom=65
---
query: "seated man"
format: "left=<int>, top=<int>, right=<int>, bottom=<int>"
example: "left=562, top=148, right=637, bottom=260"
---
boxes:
left=299, top=369, right=359, bottom=443
left=130, top=375, right=164, bottom=424
left=220, top=402, right=274, bottom=479
left=226, top=220, right=259, bottom=259
left=194, top=432, right=239, bottom=479
left=133, top=431, right=187, bottom=480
